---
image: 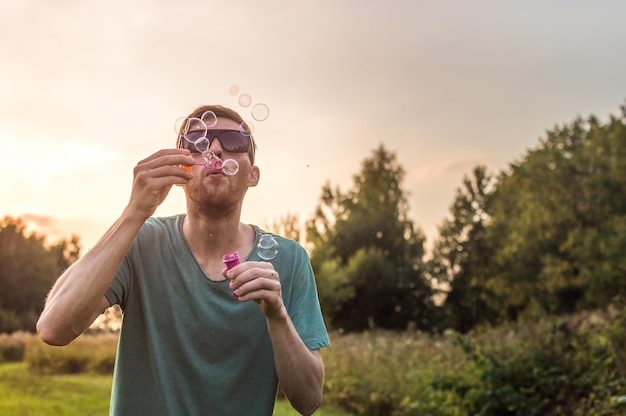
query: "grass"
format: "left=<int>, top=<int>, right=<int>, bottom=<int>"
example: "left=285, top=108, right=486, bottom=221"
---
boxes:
left=0, top=362, right=111, bottom=415
left=0, top=362, right=352, bottom=415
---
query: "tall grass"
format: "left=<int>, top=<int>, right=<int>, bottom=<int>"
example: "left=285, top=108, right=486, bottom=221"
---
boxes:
left=321, top=307, right=626, bottom=415
left=2, top=306, right=626, bottom=415
left=25, top=332, right=117, bottom=375
left=322, top=330, right=470, bottom=415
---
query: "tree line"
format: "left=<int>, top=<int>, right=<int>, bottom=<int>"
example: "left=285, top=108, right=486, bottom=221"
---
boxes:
left=307, top=102, right=625, bottom=333
left=1, top=103, right=624, bottom=334
left=0, top=217, right=79, bottom=332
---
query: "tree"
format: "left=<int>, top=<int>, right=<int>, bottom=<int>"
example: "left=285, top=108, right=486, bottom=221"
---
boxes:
left=485, top=104, right=626, bottom=321
left=306, top=145, right=434, bottom=331
left=0, top=216, right=81, bottom=332
left=428, top=166, right=498, bottom=332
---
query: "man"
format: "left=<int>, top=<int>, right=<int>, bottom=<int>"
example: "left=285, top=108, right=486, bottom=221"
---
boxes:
left=37, top=105, right=330, bottom=415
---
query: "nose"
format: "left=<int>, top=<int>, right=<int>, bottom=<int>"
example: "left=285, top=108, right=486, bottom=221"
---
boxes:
left=207, top=135, right=223, bottom=156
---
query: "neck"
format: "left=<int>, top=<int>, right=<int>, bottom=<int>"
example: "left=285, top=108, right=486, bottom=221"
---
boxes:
left=183, top=210, right=244, bottom=252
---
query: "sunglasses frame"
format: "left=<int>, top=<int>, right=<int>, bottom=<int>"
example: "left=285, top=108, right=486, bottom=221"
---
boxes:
left=178, top=111, right=256, bottom=163
left=181, top=128, right=251, bottom=154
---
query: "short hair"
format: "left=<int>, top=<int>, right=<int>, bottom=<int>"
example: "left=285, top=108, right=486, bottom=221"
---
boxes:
left=176, top=104, right=256, bottom=165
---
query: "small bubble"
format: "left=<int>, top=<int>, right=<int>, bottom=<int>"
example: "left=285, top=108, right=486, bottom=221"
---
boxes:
left=182, top=118, right=206, bottom=144
left=174, top=116, right=186, bottom=134
left=222, top=159, right=239, bottom=176
left=240, top=121, right=255, bottom=136
left=201, top=110, right=217, bottom=128
left=229, top=85, right=240, bottom=96
left=238, top=93, right=252, bottom=107
left=257, top=234, right=279, bottom=260
left=251, top=103, right=270, bottom=121
left=195, top=137, right=210, bottom=153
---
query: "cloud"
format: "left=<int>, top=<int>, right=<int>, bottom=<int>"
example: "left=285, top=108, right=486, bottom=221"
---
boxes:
left=408, top=155, right=492, bottom=184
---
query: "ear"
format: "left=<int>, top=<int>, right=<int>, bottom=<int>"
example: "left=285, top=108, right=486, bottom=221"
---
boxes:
left=248, top=166, right=260, bottom=187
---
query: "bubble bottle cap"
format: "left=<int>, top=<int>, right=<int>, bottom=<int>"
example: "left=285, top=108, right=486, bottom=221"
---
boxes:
left=223, top=252, right=240, bottom=270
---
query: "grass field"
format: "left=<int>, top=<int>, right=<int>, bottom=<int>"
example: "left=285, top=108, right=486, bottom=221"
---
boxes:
left=0, top=362, right=351, bottom=415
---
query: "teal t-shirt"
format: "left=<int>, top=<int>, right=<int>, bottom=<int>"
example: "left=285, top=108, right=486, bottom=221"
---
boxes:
left=104, top=215, right=330, bottom=416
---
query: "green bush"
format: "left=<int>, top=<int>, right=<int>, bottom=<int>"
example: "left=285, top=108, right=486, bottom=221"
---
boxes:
left=322, top=307, right=626, bottom=415
left=323, top=330, right=469, bottom=415
left=440, top=312, right=626, bottom=415
left=25, top=333, right=118, bottom=375
left=0, top=331, right=29, bottom=362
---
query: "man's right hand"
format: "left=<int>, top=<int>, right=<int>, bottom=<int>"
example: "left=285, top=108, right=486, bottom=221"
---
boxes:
left=126, top=149, right=195, bottom=220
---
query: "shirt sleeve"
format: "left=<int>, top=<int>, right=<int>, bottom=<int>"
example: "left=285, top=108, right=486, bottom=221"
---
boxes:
left=105, top=254, right=131, bottom=310
left=282, top=242, right=330, bottom=350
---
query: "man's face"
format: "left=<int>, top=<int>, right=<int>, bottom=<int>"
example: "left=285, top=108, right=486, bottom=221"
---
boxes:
left=183, top=117, right=259, bottom=210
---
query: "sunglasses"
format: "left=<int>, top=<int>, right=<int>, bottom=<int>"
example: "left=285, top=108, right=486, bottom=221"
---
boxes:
left=181, top=128, right=251, bottom=154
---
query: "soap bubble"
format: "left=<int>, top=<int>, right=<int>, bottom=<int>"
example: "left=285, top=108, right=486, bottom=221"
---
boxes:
left=251, top=103, right=270, bottom=121
left=195, top=137, right=210, bottom=153
left=240, top=121, right=255, bottom=137
left=257, top=234, right=279, bottom=260
left=222, top=159, right=239, bottom=175
left=228, top=85, right=240, bottom=96
left=174, top=116, right=186, bottom=134
left=203, top=150, right=220, bottom=167
left=238, top=93, right=252, bottom=107
left=199, top=151, right=239, bottom=176
left=201, top=110, right=217, bottom=128
left=174, top=109, right=247, bottom=182
left=182, top=117, right=206, bottom=144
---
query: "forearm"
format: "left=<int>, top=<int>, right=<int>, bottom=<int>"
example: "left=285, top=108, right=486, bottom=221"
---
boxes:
left=37, top=209, right=145, bottom=345
left=266, top=308, right=324, bottom=416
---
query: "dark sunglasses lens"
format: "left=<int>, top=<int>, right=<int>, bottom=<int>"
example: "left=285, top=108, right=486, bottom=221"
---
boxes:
left=183, top=129, right=205, bottom=143
left=219, top=131, right=249, bottom=152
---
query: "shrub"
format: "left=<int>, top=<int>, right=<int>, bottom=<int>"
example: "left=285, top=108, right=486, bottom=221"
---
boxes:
left=322, top=307, right=626, bottom=415
left=436, top=310, right=626, bottom=416
left=0, top=331, right=30, bottom=362
left=25, top=333, right=118, bottom=375
left=323, top=330, right=469, bottom=415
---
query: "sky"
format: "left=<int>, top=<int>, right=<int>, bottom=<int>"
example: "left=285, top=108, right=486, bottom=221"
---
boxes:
left=1, top=0, right=625, bottom=252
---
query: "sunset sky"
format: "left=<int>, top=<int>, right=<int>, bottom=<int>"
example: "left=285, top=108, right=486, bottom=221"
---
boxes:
left=1, top=0, right=625, bottom=252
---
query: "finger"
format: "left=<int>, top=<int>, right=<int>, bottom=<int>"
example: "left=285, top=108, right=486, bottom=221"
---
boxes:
left=142, top=164, right=194, bottom=179
left=137, top=154, right=195, bottom=172
left=226, top=262, right=274, bottom=286
left=136, top=148, right=192, bottom=166
left=233, top=278, right=281, bottom=300
left=133, top=167, right=192, bottom=191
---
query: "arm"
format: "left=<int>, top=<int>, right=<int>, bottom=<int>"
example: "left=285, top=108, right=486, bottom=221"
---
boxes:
left=37, top=149, right=194, bottom=346
left=226, top=264, right=325, bottom=415
left=267, top=311, right=324, bottom=416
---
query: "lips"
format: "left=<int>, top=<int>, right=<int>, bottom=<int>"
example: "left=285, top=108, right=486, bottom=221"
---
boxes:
left=204, top=168, right=225, bottom=177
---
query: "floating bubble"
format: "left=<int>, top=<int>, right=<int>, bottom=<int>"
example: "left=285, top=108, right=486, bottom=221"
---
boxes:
left=182, top=117, right=206, bottom=144
left=195, top=137, right=210, bottom=153
left=222, top=159, right=239, bottom=176
left=203, top=150, right=219, bottom=166
left=238, top=93, right=252, bottom=107
left=174, top=116, right=186, bottom=135
left=257, top=234, right=279, bottom=260
left=240, top=121, right=255, bottom=137
left=212, top=159, right=223, bottom=170
left=251, top=103, right=270, bottom=121
left=229, top=85, right=240, bottom=96
left=201, top=110, right=218, bottom=128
